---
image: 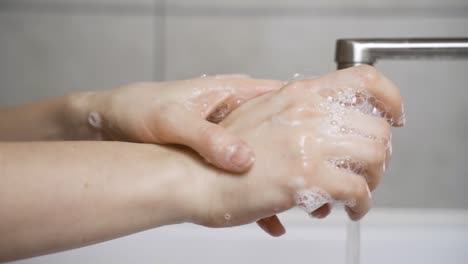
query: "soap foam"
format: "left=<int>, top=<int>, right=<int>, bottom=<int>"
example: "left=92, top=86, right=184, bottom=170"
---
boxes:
left=321, top=87, right=394, bottom=127
left=327, top=157, right=368, bottom=178
left=294, top=188, right=332, bottom=214
left=294, top=188, right=356, bottom=215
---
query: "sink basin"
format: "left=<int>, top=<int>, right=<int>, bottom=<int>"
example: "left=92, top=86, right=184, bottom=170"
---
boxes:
left=12, top=208, right=468, bottom=264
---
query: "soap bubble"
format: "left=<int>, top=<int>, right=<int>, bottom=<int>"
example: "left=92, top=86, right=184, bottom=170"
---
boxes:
left=88, top=112, right=102, bottom=128
left=294, top=187, right=356, bottom=215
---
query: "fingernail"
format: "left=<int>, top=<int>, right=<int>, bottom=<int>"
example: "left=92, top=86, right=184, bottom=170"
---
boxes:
left=345, top=207, right=360, bottom=221
left=310, top=211, right=325, bottom=219
left=396, top=103, right=406, bottom=126
left=366, top=185, right=372, bottom=199
left=228, top=144, right=255, bottom=170
left=258, top=222, right=272, bottom=234
left=398, top=113, right=406, bottom=126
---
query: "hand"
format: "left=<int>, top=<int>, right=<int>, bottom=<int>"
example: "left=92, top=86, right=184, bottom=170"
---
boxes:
left=188, top=66, right=404, bottom=236
left=81, top=75, right=282, bottom=173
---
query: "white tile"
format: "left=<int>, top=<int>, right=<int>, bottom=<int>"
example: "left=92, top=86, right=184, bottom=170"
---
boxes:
left=165, top=16, right=468, bottom=79
left=165, top=15, right=468, bottom=208
left=0, top=12, right=160, bottom=106
left=0, top=0, right=155, bottom=5
left=167, top=0, right=468, bottom=8
left=13, top=209, right=468, bottom=264
left=376, top=60, right=468, bottom=209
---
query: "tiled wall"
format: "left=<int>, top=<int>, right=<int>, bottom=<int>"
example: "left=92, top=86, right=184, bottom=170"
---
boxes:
left=1, top=0, right=467, bottom=208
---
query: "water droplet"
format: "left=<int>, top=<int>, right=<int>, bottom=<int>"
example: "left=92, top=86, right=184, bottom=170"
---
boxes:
left=371, top=106, right=380, bottom=116
left=224, top=213, right=231, bottom=221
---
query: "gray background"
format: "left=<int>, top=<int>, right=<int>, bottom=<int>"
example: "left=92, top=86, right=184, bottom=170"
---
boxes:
left=0, top=0, right=467, bottom=209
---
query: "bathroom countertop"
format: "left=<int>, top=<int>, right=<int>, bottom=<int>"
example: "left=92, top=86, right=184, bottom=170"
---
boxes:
left=13, top=208, right=468, bottom=264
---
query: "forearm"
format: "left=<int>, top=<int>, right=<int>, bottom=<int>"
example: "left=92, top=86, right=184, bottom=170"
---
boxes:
left=0, top=141, right=195, bottom=262
left=0, top=93, right=98, bottom=141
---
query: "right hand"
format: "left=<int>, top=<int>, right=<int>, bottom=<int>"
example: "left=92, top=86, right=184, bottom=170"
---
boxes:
left=188, top=65, right=405, bottom=236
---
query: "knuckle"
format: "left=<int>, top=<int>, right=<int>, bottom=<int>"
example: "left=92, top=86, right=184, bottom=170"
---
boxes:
left=368, top=169, right=383, bottom=191
left=357, top=64, right=380, bottom=78
left=331, top=181, right=353, bottom=201
left=382, top=122, right=392, bottom=139
left=352, top=178, right=369, bottom=200
left=200, top=125, right=224, bottom=153
left=355, top=65, right=381, bottom=87
left=334, top=188, right=352, bottom=202
left=375, top=118, right=392, bottom=142
left=368, top=141, right=386, bottom=165
left=153, top=103, right=183, bottom=136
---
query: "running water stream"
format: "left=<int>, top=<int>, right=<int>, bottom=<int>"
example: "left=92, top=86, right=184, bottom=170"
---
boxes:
left=346, top=220, right=360, bottom=264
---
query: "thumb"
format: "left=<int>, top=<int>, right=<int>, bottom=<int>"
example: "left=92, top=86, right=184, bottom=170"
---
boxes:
left=187, top=119, right=255, bottom=173
left=158, top=106, right=255, bottom=173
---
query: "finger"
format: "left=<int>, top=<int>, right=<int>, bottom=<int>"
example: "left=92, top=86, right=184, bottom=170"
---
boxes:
left=328, top=111, right=392, bottom=189
left=256, top=215, right=286, bottom=237
left=215, top=75, right=283, bottom=96
left=306, top=65, right=404, bottom=127
left=323, top=136, right=388, bottom=191
left=320, top=167, right=372, bottom=221
left=324, top=138, right=386, bottom=191
left=204, top=77, right=282, bottom=123
left=153, top=105, right=255, bottom=173
left=344, top=112, right=393, bottom=174
left=213, top=74, right=252, bottom=79
left=310, top=203, right=332, bottom=219
left=337, top=110, right=392, bottom=142
left=182, top=115, right=255, bottom=173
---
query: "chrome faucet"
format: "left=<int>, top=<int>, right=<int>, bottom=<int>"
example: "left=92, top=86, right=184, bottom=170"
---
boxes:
left=335, top=38, right=468, bottom=69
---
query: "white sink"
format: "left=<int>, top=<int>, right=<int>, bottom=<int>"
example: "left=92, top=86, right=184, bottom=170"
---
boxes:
left=12, top=208, right=468, bottom=264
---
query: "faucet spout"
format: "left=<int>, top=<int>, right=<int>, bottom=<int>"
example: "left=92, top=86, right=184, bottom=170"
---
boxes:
left=335, top=38, right=468, bottom=69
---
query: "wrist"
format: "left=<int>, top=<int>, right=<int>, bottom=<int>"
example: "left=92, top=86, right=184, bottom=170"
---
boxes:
left=176, top=149, right=222, bottom=226
left=63, top=91, right=104, bottom=140
left=138, top=145, right=210, bottom=226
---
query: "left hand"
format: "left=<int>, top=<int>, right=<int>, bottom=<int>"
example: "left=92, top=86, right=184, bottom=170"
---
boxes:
left=80, top=75, right=282, bottom=173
